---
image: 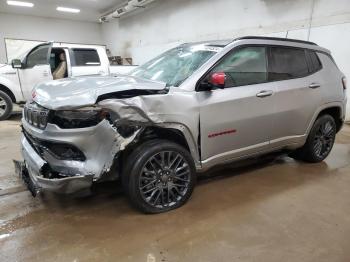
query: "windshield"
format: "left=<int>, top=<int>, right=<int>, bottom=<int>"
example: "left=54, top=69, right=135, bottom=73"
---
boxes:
left=130, top=44, right=220, bottom=87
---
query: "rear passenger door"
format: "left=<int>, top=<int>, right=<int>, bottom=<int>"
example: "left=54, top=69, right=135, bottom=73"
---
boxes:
left=70, top=48, right=108, bottom=76
left=268, top=46, right=324, bottom=145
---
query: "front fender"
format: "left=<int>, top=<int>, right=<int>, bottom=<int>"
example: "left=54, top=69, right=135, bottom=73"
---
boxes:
left=98, top=97, right=201, bottom=170
left=0, top=73, right=23, bottom=102
left=158, top=122, right=201, bottom=170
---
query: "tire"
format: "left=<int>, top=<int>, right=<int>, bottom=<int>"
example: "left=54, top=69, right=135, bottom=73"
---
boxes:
left=124, top=139, right=196, bottom=214
left=290, top=114, right=336, bottom=163
left=0, top=91, right=13, bottom=121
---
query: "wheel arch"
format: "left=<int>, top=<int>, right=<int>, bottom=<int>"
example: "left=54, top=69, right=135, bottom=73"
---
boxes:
left=316, top=106, right=343, bottom=132
left=119, top=124, right=201, bottom=171
left=140, top=126, right=191, bottom=151
left=0, top=84, right=16, bottom=103
left=306, top=103, right=345, bottom=135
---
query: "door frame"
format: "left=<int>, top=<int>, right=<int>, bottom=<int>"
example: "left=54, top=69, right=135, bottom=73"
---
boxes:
left=196, top=44, right=270, bottom=92
left=196, top=44, right=277, bottom=168
left=18, top=42, right=53, bottom=100
left=22, top=42, right=53, bottom=69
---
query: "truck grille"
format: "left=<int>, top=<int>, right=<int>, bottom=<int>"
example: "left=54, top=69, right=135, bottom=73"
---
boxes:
left=23, top=102, right=50, bottom=130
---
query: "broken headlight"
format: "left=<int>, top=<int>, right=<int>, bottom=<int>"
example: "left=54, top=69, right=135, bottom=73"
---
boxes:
left=50, top=107, right=110, bottom=129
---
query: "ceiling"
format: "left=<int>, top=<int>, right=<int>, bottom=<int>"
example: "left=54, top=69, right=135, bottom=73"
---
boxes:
left=0, top=0, right=126, bottom=22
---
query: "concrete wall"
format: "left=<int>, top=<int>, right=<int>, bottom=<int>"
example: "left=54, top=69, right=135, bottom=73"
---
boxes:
left=101, top=0, right=350, bottom=120
left=0, top=12, right=103, bottom=64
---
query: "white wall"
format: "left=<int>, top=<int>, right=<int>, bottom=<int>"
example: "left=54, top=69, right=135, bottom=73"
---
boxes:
left=101, top=0, right=314, bottom=63
left=0, top=12, right=103, bottom=64
left=1, top=2, right=349, bottom=118
left=101, top=0, right=350, bottom=120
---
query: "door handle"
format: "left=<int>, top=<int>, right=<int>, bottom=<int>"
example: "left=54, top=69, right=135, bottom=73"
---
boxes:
left=256, top=90, right=273, bottom=98
left=309, top=83, right=321, bottom=89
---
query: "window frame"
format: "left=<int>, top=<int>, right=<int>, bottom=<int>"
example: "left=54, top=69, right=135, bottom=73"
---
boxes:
left=70, top=48, right=101, bottom=67
left=196, top=44, right=270, bottom=91
left=24, top=43, right=51, bottom=69
left=267, top=46, right=315, bottom=82
left=196, top=44, right=325, bottom=92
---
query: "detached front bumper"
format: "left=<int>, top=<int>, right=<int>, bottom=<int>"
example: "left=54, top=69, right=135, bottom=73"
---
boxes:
left=15, top=135, right=94, bottom=196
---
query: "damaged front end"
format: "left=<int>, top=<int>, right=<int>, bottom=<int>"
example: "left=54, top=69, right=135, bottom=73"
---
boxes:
left=16, top=75, right=200, bottom=197
left=16, top=102, right=143, bottom=196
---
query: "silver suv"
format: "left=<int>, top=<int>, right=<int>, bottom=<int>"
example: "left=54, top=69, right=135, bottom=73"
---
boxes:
left=16, top=36, right=347, bottom=213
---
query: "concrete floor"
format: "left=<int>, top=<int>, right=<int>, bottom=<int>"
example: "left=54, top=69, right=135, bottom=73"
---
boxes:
left=1, top=114, right=350, bottom=262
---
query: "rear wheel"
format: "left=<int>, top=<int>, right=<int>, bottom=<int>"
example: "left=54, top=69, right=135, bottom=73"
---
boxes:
left=0, top=91, right=13, bottom=121
left=124, top=140, right=196, bottom=213
left=290, top=114, right=336, bottom=163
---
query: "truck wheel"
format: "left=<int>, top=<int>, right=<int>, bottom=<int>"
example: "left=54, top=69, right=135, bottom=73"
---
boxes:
left=290, top=114, right=336, bottom=163
left=125, top=139, right=196, bottom=213
left=0, top=91, right=13, bottom=121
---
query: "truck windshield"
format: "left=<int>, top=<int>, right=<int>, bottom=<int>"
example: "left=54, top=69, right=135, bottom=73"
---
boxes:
left=130, top=45, right=220, bottom=87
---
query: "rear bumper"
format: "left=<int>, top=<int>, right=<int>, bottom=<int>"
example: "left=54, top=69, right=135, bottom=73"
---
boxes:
left=16, top=135, right=93, bottom=195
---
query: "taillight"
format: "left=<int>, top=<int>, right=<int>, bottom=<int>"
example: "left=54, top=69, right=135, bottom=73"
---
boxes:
left=342, top=77, right=347, bottom=90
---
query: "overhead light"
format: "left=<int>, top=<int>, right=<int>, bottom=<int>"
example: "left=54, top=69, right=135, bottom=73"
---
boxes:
left=56, top=7, right=80, bottom=13
left=7, top=1, right=34, bottom=7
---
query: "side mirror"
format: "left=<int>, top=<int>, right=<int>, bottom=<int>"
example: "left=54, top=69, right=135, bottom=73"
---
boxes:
left=11, top=59, right=23, bottom=69
left=209, top=72, right=226, bottom=89
left=198, top=72, right=227, bottom=91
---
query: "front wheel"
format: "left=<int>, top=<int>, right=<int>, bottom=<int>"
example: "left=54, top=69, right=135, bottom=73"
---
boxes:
left=125, top=140, right=196, bottom=213
left=0, top=91, right=13, bottom=121
left=290, top=114, right=336, bottom=163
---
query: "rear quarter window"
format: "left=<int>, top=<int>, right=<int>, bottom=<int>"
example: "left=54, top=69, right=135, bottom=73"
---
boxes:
left=308, top=51, right=322, bottom=73
left=71, top=48, right=101, bottom=66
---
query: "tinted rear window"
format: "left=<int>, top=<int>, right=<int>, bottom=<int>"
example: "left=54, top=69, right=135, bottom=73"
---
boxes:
left=72, top=49, right=100, bottom=66
left=269, top=47, right=309, bottom=81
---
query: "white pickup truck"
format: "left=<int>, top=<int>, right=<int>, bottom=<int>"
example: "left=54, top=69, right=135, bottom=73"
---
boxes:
left=0, top=42, right=137, bottom=120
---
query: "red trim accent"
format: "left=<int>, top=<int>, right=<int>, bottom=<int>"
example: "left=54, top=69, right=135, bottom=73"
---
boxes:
left=208, top=129, right=237, bottom=138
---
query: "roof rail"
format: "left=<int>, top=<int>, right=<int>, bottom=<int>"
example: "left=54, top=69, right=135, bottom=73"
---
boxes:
left=235, top=36, right=318, bottom=46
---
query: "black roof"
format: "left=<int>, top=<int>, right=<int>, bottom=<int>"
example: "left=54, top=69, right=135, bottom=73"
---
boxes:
left=235, top=36, right=318, bottom=46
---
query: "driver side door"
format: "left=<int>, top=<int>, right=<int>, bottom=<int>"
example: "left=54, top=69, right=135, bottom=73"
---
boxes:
left=198, top=46, right=276, bottom=166
left=18, top=43, right=53, bottom=100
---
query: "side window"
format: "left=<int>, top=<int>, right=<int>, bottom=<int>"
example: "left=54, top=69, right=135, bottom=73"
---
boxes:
left=72, top=49, right=100, bottom=66
left=26, top=45, right=50, bottom=68
left=211, top=46, right=267, bottom=87
left=269, top=47, right=309, bottom=81
left=49, top=53, right=56, bottom=71
left=309, top=51, right=322, bottom=73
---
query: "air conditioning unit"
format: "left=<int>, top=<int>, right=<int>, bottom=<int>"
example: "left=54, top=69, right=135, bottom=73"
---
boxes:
left=128, top=0, right=146, bottom=6
left=124, top=3, right=136, bottom=12
left=113, top=7, right=126, bottom=17
left=99, top=0, right=157, bottom=22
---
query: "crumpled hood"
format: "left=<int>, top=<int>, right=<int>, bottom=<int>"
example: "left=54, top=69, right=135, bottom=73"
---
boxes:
left=33, top=75, right=167, bottom=110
